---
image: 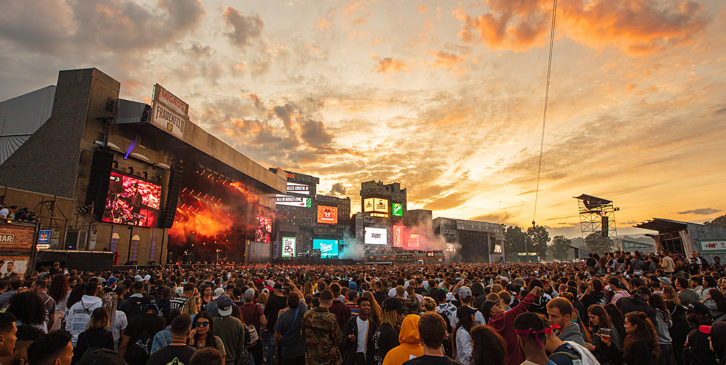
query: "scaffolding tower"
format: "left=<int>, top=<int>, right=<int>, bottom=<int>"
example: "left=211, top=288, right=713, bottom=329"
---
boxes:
left=574, top=194, right=620, bottom=250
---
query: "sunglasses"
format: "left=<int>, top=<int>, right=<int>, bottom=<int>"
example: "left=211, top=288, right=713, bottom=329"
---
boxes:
left=194, top=322, right=210, bottom=327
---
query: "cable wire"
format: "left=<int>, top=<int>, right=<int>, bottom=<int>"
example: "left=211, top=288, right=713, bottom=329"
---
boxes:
left=532, top=0, right=558, bottom=228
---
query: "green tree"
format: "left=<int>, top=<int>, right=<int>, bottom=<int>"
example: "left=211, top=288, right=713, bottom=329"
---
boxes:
left=549, top=235, right=573, bottom=261
left=504, top=226, right=527, bottom=262
left=585, top=232, right=613, bottom=254
left=705, top=214, right=726, bottom=228
left=526, top=225, right=550, bottom=262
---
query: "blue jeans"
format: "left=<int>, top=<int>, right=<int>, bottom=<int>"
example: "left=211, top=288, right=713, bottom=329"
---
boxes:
left=261, top=330, right=275, bottom=365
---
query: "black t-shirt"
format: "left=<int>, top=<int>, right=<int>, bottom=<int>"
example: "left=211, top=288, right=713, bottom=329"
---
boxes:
left=264, top=294, right=288, bottom=331
left=403, top=355, right=458, bottom=365
left=373, top=323, right=399, bottom=365
left=146, top=344, right=196, bottom=365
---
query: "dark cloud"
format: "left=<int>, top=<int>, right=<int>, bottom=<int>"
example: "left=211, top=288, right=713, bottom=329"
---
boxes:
left=223, top=6, right=264, bottom=48
left=678, top=208, right=721, bottom=215
left=273, top=104, right=296, bottom=133
left=715, top=106, right=726, bottom=115
left=300, top=119, right=333, bottom=145
left=329, top=183, right=346, bottom=195
left=0, top=0, right=205, bottom=55
left=468, top=211, right=512, bottom=224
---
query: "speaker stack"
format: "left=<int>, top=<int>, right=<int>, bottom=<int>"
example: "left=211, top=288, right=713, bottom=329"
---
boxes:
left=85, top=148, right=115, bottom=220
left=160, top=163, right=183, bottom=228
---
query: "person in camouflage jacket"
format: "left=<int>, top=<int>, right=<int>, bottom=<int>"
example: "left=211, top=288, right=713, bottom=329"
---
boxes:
left=303, top=289, right=343, bottom=365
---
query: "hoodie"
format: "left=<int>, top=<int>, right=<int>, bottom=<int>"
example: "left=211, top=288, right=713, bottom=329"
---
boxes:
left=382, top=315, right=423, bottom=365
left=65, top=295, right=103, bottom=346
left=488, top=293, right=535, bottom=365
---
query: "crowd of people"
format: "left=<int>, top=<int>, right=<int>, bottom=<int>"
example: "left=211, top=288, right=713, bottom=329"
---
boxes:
left=0, top=250, right=724, bottom=365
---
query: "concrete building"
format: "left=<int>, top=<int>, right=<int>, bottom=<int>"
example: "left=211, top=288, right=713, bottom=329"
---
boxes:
left=0, top=68, right=286, bottom=266
left=433, top=217, right=504, bottom=262
left=356, top=181, right=407, bottom=247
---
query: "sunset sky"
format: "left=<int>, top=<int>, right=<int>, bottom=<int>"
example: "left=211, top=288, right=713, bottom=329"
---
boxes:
left=1, top=0, right=725, bottom=238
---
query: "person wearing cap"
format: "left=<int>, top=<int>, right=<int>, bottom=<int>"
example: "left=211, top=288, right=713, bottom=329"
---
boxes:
left=205, top=287, right=227, bottom=317
left=373, top=298, right=403, bottom=365
left=698, top=321, right=726, bottom=365
left=684, top=302, right=718, bottom=365
left=213, top=295, right=249, bottom=365
left=302, top=289, right=343, bottom=365
left=242, top=288, right=267, bottom=365
left=450, top=286, right=485, bottom=329
left=342, top=296, right=377, bottom=365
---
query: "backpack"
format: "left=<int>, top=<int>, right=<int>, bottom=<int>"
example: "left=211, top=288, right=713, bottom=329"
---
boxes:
left=245, top=324, right=259, bottom=347
left=124, top=329, right=152, bottom=364
left=549, top=341, right=599, bottom=365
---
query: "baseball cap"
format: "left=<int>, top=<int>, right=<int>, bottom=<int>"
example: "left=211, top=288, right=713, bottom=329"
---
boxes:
left=381, top=297, right=403, bottom=313
left=458, top=286, right=472, bottom=301
left=217, top=295, right=234, bottom=316
left=699, top=321, right=726, bottom=335
left=658, top=277, right=672, bottom=286
left=687, top=302, right=710, bottom=315
left=213, top=288, right=225, bottom=300
left=134, top=275, right=144, bottom=282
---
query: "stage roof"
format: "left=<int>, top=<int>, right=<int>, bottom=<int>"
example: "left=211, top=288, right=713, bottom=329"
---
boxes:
left=635, top=218, right=688, bottom=232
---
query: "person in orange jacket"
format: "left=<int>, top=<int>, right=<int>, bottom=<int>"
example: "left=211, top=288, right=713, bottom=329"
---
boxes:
left=382, top=314, right=424, bottom=365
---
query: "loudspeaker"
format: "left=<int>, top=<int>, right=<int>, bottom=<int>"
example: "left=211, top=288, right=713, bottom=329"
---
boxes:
left=85, top=148, right=114, bottom=220
left=601, top=216, right=609, bottom=237
left=160, top=164, right=183, bottom=228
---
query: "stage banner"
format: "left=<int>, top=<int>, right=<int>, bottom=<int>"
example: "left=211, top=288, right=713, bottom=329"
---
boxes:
left=151, top=84, right=189, bottom=138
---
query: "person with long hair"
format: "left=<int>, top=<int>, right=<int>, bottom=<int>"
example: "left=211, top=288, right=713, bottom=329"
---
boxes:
left=470, top=325, right=507, bottom=365
left=454, top=306, right=476, bottom=365
left=624, top=311, right=660, bottom=365
left=7, top=291, right=47, bottom=333
left=189, top=312, right=226, bottom=358
left=103, top=292, right=127, bottom=350
left=650, top=294, right=674, bottom=365
left=702, top=277, right=718, bottom=301
left=704, top=289, right=726, bottom=321
left=604, top=303, right=626, bottom=341
left=372, top=298, right=403, bottom=365
left=48, top=274, right=69, bottom=330
left=361, top=291, right=383, bottom=325
left=585, top=304, right=623, bottom=365
left=73, top=307, right=115, bottom=363
left=663, top=286, right=689, bottom=365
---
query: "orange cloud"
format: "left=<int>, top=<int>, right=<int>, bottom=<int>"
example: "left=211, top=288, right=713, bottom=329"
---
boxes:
left=418, top=5, right=427, bottom=14
left=316, top=18, right=331, bottom=29
left=372, top=56, right=408, bottom=74
left=432, top=51, right=463, bottom=68
left=455, top=0, right=709, bottom=54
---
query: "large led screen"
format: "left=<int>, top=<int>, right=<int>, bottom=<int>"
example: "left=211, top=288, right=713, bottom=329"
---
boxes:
left=363, top=198, right=389, bottom=213
left=364, top=227, right=387, bottom=245
left=313, top=239, right=339, bottom=258
left=317, top=205, right=338, bottom=224
left=392, top=203, right=403, bottom=217
left=281, top=237, right=296, bottom=257
left=255, top=215, right=272, bottom=243
left=275, top=195, right=312, bottom=208
left=393, top=225, right=404, bottom=247
left=286, top=182, right=310, bottom=195
left=102, top=172, right=161, bottom=227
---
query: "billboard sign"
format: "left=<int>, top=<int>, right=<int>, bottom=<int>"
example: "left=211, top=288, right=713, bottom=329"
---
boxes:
left=151, top=84, right=189, bottom=138
left=408, top=234, right=420, bottom=249
left=700, top=240, right=726, bottom=252
left=363, top=198, right=389, bottom=213
left=317, top=206, right=338, bottom=224
left=102, top=172, right=161, bottom=227
left=365, top=227, right=387, bottom=245
left=275, top=195, right=312, bottom=208
left=286, top=182, right=310, bottom=195
left=38, top=230, right=51, bottom=244
left=392, top=203, right=403, bottom=217
left=393, top=225, right=404, bottom=247
left=313, top=239, right=339, bottom=258
left=281, top=237, right=296, bottom=257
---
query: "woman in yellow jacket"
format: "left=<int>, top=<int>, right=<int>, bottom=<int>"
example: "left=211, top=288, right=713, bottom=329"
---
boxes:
left=382, top=314, right=424, bottom=365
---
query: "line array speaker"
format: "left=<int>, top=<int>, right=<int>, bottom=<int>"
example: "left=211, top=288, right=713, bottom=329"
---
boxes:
left=85, top=148, right=114, bottom=220
left=160, top=164, right=183, bottom=228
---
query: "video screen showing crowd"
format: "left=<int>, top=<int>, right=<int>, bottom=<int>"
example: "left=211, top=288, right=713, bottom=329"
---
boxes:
left=0, top=250, right=725, bottom=365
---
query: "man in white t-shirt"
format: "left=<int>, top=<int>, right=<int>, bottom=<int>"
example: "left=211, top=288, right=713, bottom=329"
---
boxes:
left=342, top=296, right=377, bottom=365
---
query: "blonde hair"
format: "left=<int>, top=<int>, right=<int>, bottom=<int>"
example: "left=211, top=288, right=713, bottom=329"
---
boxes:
left=423, top=297, right=437, bottom=312
left=662, top=286, right=681, bottom=306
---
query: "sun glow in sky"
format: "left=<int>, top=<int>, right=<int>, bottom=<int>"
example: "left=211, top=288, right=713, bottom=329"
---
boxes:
left=1, top=0, right=725, bottom=237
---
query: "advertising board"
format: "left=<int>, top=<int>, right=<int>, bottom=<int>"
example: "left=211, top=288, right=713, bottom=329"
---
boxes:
left=151, top=84, right=189, bottom=138
left=286, top=182, right=310, bottom=195
left=255, top=215, right=272, bottom=243
left=101, top=172, right=161, bottom=227
left=365, top=227, right=387, bottom=245
left=408, top=234, right=420, bottom=249
left=281, top=237, right=296, bottom=257
left=700, top=240, right=726, bottom=252
left=275, top=195, right=312, bottom=208
left=313, top=239, right=339, bottom=258
left=363, top=198, right=389, bottom=213
left=393, top=225, right=404, bottom=247
left=392, top=203, right=403, bottom=217
left=317, top=206, right=338, bottom=224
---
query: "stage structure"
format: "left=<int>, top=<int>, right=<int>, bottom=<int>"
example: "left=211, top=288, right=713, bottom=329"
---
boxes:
left=574, top=194, right=620, bottom=250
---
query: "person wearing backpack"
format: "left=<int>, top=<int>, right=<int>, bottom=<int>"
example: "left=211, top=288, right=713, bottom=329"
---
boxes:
left=119, top=300, right=165, bottom=365
left=241, top=288, right=266, bottom=365
left=274, top=292, right=308, bottom=365
left=72, top=307, right=114, bottom=363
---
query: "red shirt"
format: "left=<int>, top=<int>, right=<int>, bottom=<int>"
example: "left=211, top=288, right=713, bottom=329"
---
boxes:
left=488, top=293, right=534, bottom=365
left=241, top=302, right=264, bottom=333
